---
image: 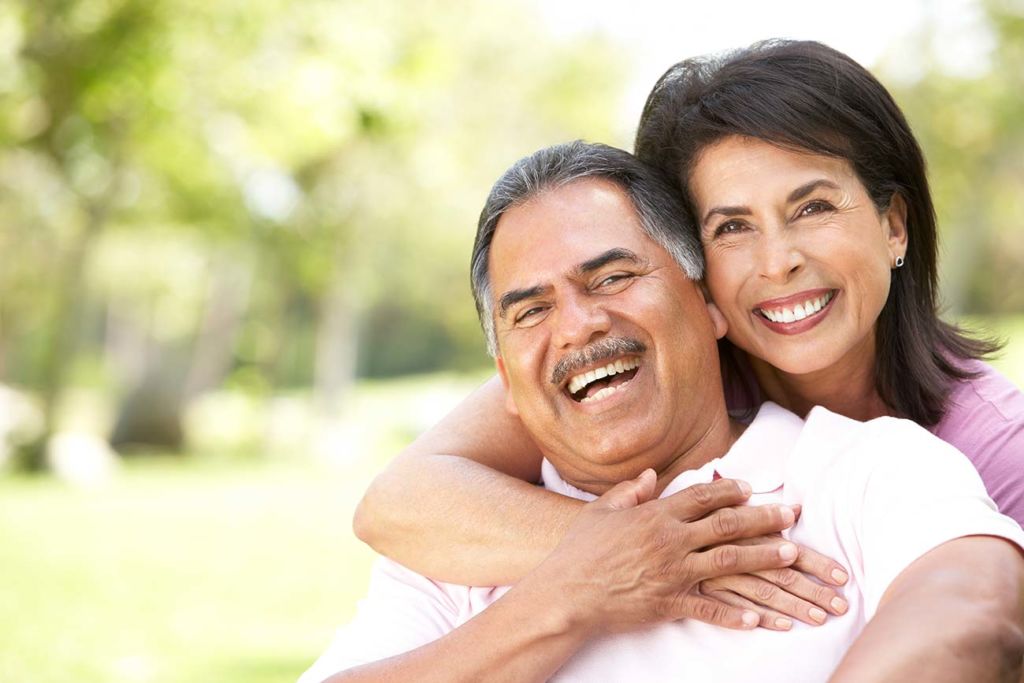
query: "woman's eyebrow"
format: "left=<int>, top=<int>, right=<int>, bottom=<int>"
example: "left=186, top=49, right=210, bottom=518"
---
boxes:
left=788, top=179, right=841, bottom=203
left=702, top=179, right=843, bottom=225
left=702, top=204, right=748, bottom=225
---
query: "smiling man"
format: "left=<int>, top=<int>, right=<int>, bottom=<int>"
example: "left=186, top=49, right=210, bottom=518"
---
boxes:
left=300, top=142, right=1024, bottom=683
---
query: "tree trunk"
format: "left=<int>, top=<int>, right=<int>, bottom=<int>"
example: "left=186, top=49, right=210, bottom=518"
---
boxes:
left=313, top=275, right=359, bottom=416
left=18, top=202, right=106, bottom=471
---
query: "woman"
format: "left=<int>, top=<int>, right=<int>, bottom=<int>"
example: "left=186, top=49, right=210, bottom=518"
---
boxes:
left=353, top=40, right=1024, bottom=628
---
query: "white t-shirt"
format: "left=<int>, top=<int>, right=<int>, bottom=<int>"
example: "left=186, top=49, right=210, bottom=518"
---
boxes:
left=300, top=403, right=1024, bottom=683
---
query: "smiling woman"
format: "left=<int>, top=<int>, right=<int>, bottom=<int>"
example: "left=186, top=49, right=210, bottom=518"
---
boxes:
left=351, top=39, right=1024, bottom=626
left=687, top=137, right=905, bottom=419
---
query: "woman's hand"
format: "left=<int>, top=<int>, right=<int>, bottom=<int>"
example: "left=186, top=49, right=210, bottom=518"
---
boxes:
left=699, top=533, right=849, bottom=630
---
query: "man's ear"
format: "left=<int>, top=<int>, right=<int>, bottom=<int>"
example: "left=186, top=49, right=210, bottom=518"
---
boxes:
left=885, top=193, right=909, bottom=264
left=495, top=356, right=519, bottom=416
left=706, top=301, right=728, bottom=340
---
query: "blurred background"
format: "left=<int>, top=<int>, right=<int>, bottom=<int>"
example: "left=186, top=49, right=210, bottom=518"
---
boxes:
left=1, top=0, right=1022, bottom=681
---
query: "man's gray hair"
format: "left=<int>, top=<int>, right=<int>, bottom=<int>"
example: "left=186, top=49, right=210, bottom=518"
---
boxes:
left=470, top=140, right=704, bottom=356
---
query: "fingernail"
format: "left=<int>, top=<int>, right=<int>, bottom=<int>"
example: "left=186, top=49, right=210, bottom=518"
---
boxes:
left=831, top=597, right=848, bottom=614
left=738, top=480, right=752, bottom=495
left=831, top=568, right=849, bottom=585
left=774, top=617, right=793, bottom=630
left=809, top=607, right=827, bottom=624
left=778, top=542, right=798, bottom=561
left=742, top=610, right=759, bottom=628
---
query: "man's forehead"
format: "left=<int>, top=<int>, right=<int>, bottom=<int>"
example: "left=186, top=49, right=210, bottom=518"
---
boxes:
left=488, top=179, right=652, bottom=281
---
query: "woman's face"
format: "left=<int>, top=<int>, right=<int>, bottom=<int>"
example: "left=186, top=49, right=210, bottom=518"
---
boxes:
left=688, top=135, right=907, bottom=377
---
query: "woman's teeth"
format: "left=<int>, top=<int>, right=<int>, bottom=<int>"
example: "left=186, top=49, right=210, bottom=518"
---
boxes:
left=567, top=357, right=639, bottom=397
left=759, top=290, right=834, bottom=323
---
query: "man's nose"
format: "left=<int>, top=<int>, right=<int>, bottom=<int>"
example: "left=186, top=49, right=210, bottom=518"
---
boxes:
left=757, top=230, right=805, bottom=283
left=551, top=293, right=612, bottom=349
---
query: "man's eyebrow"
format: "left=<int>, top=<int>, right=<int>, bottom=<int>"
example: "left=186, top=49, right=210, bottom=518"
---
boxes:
left=702, top=179, right=843, bottom=225
left=576, top=248, right=641, bottom=275
left=498, top=284, right=547, bottom=319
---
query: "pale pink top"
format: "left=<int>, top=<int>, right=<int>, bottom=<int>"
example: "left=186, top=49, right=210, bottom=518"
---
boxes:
left=299, top=403, right=1024, bottom=683
left=726, top=356, right=1024, bottom=525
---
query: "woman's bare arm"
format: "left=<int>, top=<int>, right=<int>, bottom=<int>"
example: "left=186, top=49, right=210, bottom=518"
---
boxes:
left=353, top=375, right=581, bottom=585
left=353, top=376, right=850, bottom=622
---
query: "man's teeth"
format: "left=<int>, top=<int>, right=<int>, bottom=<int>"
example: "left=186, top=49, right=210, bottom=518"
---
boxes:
left=567, top=357, right=639, bottom=396
left=760, top=291, right=834, bottom=324
left=581, top=384, right=621, bottom=404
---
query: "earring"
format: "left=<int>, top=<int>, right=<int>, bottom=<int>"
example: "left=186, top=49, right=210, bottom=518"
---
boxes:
left=894, top=255, right=905, bottom=268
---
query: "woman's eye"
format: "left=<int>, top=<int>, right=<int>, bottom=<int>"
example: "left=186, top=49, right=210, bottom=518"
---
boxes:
left=712, top=220, right=745, bottom=238
left=798, top=200, right=834, bottom=217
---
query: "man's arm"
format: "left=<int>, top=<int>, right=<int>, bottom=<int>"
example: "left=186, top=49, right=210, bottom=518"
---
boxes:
left=312, top=475, right=802, bottom=683
left=831, top=535, right=1024, bottom=683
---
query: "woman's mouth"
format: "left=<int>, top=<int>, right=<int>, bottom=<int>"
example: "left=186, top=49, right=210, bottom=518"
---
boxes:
left=757, top=288, right=835, bottom=325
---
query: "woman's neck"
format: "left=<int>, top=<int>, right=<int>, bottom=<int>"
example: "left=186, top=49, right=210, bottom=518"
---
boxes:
left=747, top=337, right=891, bottom=422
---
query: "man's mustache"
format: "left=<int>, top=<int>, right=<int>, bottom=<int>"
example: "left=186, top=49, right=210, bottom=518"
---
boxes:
left=550, top=337, right=647, bottom=387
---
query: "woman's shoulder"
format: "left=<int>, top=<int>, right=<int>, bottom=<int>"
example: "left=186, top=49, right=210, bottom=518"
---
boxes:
left=939, top=359, right=1024, bottom=428
left=932, top=359, right=1024, bottom=526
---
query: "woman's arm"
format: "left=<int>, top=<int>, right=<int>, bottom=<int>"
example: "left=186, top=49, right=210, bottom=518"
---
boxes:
left=830, top=536, right=1024, bottom=683
left=353, top=375, right=579, bottom=585
left=353, top=375, right=851, bottom=628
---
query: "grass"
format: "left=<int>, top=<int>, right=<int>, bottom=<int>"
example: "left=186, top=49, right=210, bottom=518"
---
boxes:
left=0, top=458, right=380, bottom=683
left=0, top=321, right=1020, bottom=683
left=0, top=370, right=491, bottom=683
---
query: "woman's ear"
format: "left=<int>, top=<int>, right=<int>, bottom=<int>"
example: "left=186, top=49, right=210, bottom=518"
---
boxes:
left=706, top=301, right=728, bottom=340
left=885, top=193, right=909, bottom=264
left=495, top=357, right=519, bottom=416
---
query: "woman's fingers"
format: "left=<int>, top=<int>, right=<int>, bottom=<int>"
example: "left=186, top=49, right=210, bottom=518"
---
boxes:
left=752, top=566, right=848, bottom=616
left=699, top=583, right=795, bottom=631
left=701, top=572, right=841, bottom=626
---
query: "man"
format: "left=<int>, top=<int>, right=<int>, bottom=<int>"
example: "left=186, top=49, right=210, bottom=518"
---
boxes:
left=301, top=142, right=1024, bottom=682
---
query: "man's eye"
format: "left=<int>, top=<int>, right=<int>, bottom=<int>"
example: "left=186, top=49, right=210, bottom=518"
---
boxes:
left=597, top=273, right=633, bottom=288
left=798, top=200, right=834, bottom=217
left=514, top=306, right=546, bottom=325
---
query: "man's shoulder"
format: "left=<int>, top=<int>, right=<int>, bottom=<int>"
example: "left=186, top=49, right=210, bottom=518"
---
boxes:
left=793, top=406, right=974, bottom=488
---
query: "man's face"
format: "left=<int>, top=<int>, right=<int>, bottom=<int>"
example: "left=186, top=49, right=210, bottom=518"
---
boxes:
left=490, top=178, right=727, bottom=492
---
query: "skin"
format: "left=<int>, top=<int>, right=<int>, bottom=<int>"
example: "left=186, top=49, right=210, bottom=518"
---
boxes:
left=488, top=178, right=737, bottom=493
left=334, top=178, right=1024, bottom=682
left=688, top=135, right=907, bottom=421
left=350, top=136, right=1007, bottom=640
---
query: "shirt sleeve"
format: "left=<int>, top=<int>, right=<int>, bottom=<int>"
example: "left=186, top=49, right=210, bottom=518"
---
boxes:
left=855, top=417, right=1024, bottom=619
left=297, top=557, right=463, bottom=683
left=934, top=370, right=1024, bottom=527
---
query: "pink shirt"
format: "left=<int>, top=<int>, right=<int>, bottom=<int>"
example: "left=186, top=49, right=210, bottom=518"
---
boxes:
left=299, top=404, right=1024, bottom=683
left=930, top=360, right=1024, bottom=525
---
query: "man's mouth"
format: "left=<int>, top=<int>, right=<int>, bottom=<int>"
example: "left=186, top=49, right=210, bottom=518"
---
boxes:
left=755, top=289, right=836, bottom=324
left=566, top=357, right=641, bottom=403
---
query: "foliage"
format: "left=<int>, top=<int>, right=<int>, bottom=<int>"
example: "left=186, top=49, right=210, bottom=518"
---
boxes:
left=0, top=0, right=625, bottom=460
left=884, top=0, right=1024, bottom=314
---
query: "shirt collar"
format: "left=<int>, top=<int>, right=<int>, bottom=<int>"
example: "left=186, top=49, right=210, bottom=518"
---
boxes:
left=541, top=402, right=805, bottom=500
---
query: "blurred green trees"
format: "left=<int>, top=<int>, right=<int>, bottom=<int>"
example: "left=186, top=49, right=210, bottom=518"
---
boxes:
left=1, top=0, right=1021, bottom=472
left=0, top=0, right=624, bottom=467
left=888, top=0, right=1024, bottom=315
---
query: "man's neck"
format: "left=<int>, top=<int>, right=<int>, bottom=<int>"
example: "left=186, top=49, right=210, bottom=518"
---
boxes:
left=651, top=410, right=747, bottom=496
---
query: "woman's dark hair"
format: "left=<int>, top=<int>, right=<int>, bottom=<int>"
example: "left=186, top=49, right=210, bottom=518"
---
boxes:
left=635, top=38, right=999, bottom=426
